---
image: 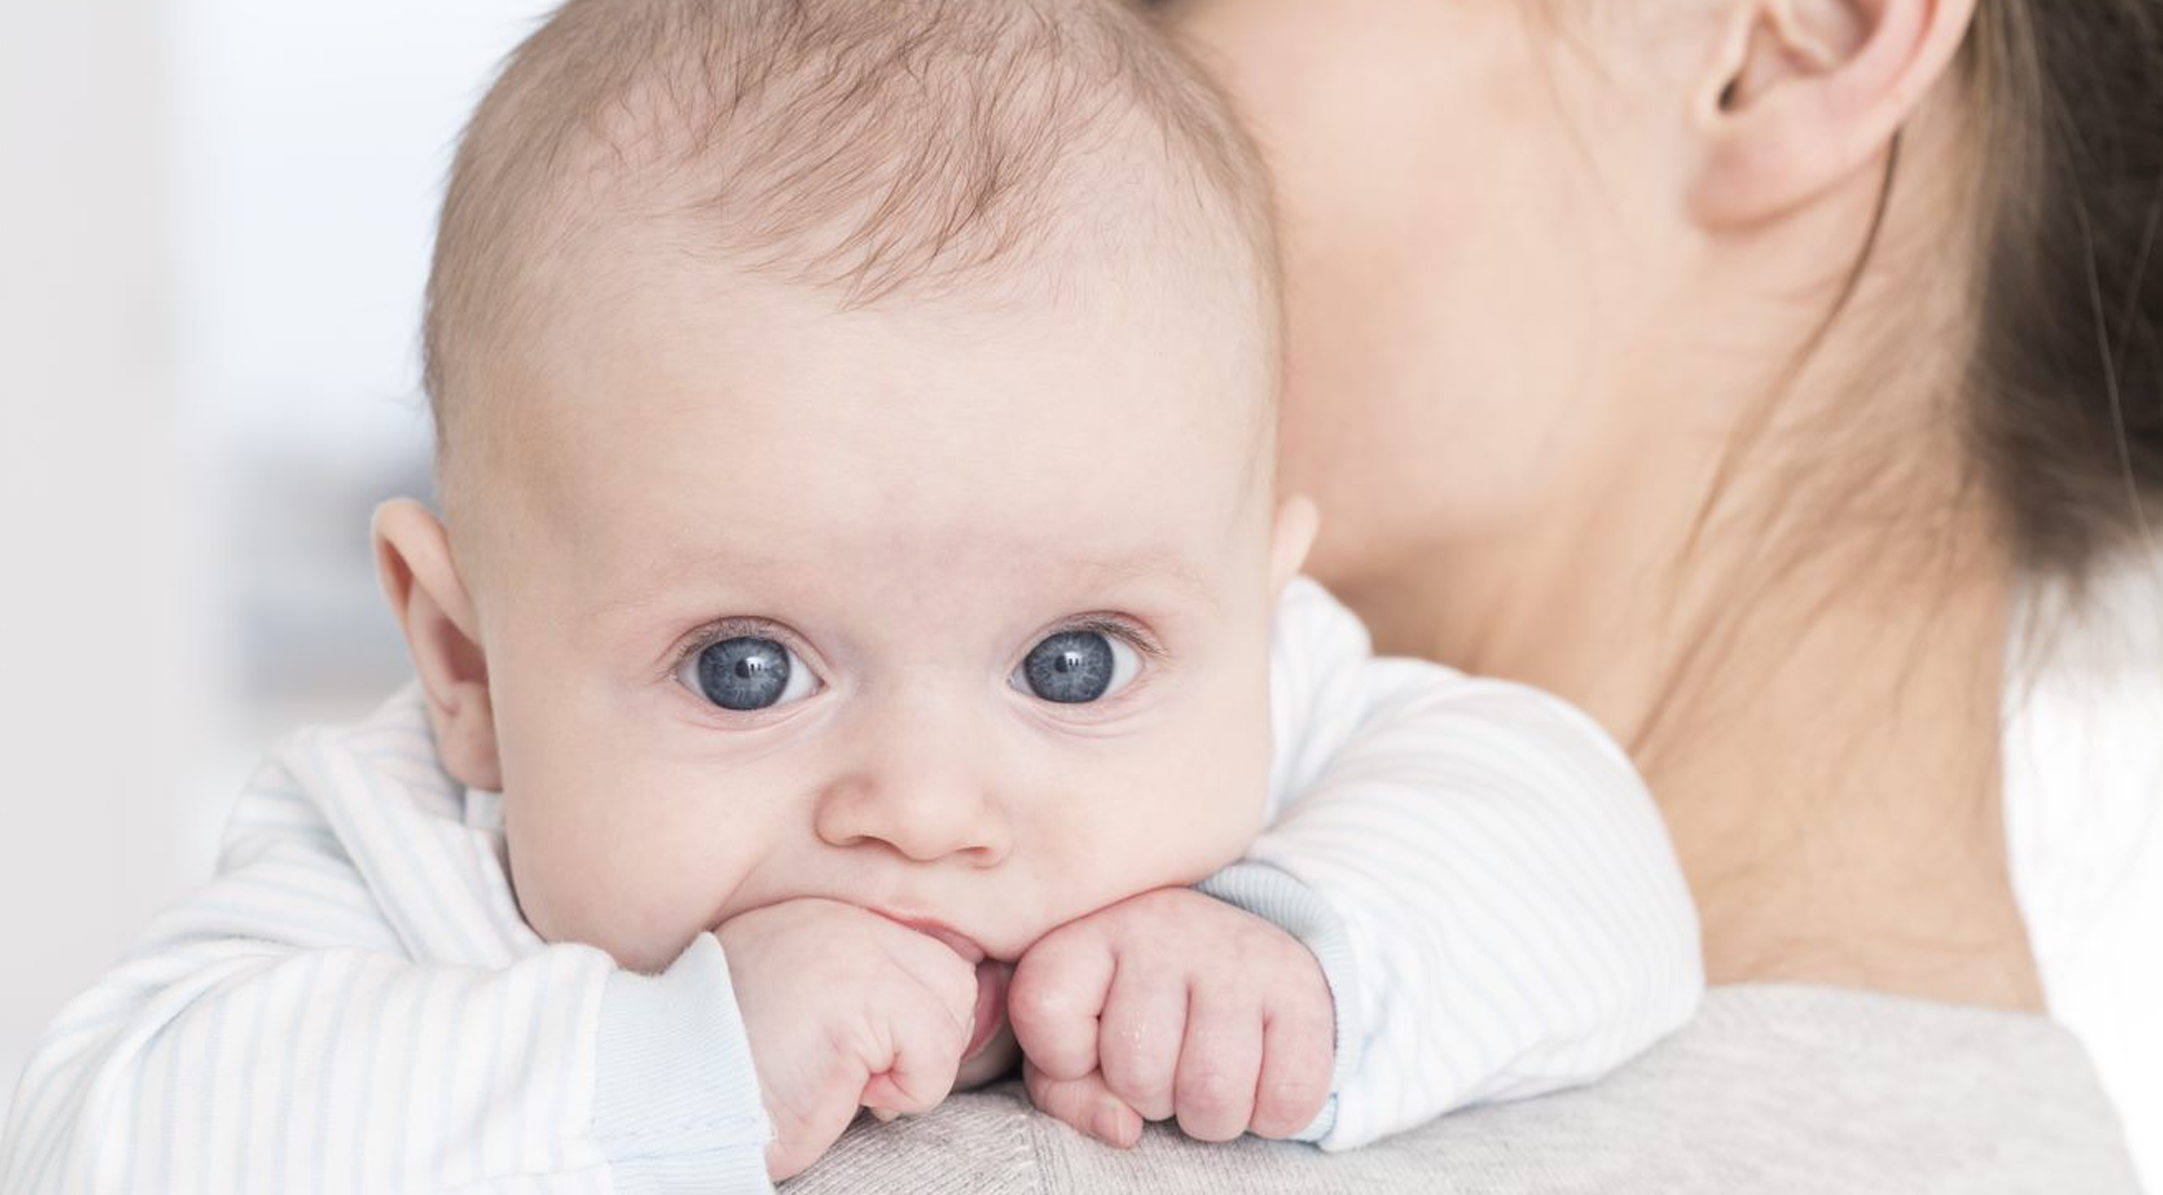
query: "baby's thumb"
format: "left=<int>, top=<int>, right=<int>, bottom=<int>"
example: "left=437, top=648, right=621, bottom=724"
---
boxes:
left=1023, top=1059, right=1143, bottom=1149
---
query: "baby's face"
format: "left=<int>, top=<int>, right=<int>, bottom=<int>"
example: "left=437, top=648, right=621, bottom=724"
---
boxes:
left=463, top=254, right=1286, bottom=988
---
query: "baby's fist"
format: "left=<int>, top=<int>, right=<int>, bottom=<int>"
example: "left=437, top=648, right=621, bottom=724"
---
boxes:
left=717, top=899, right=979, bottom=1180
left=1009, top=887, right=1333, bottom=1147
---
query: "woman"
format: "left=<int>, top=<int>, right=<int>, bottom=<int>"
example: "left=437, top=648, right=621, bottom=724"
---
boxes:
left=800, top=0, right=2152, bottom=1187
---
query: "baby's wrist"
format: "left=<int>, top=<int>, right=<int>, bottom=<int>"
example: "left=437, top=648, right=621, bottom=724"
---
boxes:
left=1195, top=863, right=1353, bottom=1142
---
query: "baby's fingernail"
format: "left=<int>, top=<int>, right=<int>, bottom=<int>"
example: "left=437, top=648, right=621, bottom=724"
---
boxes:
left=1093, top=1102, right=1138, bottom=1148
left=870, top=1106, right=899, bottom=1123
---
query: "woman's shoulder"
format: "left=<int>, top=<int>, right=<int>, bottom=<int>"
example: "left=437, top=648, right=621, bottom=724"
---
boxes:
left=787, top=984, right=2141, bottom=1194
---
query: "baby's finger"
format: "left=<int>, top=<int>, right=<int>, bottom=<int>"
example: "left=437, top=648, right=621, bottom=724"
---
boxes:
left=1008, top=926, right=1117, bottom=1082
left=1249, top=999, right=1334, bottom=1139
left=1172, top=992, right=1262, bottom=1143
left=858, top=986, right=969, bottom=1117
left=1023, top=1059, right=1144, bottom=1149
left=763, top=1088, right=863, bottom=1183
left=1095, top=964, right=1186, bottom=1122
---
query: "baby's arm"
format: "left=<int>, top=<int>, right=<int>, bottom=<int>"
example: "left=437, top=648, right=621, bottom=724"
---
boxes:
left=0, top=756, right=771, bottom=1193
left=1014, top=579, right=1703, bottom=1149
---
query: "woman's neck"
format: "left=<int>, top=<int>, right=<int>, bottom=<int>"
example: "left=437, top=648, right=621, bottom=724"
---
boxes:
left=1339, top=460, right=2046, bottom=1012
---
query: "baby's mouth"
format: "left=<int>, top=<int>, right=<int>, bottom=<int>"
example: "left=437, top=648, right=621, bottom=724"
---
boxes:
left=955, top=960, right=1019, bottom=1089
left=963, top=959, right=1011, bottom=1063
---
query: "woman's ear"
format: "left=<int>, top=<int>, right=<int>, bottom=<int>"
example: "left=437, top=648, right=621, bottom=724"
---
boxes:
left=1268, top=494, right=1320, bottom=597
left=372, top=498, right=503, bottom=792
left=1690, top=0, right=1978, bottom=226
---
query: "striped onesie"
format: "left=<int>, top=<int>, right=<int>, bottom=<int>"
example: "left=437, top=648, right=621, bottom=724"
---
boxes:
left=1, top=578, right=1701, bottom=1192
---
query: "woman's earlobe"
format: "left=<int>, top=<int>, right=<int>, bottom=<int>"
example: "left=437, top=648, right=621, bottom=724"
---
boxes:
left=371, top=498, right=503, bottom=792
left=1689, top=0, right=1977, bottom=228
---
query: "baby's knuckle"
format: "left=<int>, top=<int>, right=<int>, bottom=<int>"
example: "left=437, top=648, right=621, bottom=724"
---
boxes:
left=1233, top=917, right=1295, bottom=957
left=1127, top=888, right=1199, bottom=931
left=1006, top=977, right=1070, bottom=1038
left=1017, top=924, right=1083, bottom=969
left=1256, top=1071, right=1325, bottom=1125
left=1096, top=1031, right=1146, bottom=1079
left=1273, top=999, right=1326, bottom=1044
left=1175, top=1064, right=1244, bottom=1115
left=1105, top=1058, right=1173, bottom=1112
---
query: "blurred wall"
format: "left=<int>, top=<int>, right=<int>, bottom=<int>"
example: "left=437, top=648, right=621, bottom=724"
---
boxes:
left=0, top=0, right=555, bottom=1116
left=0, top=0, right=217, bottom=1106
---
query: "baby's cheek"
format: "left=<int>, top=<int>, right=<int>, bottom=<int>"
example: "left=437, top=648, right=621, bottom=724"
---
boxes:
left=504, top=798, right=750, bottom=975
left=1181, top=719, right=1275, bottom=865
left=1192, top=768, right=1272, bottom=874
left=1118, top=745, right=1270, bottom=889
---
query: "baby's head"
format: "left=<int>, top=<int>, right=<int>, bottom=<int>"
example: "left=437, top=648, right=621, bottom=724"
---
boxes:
left=377, top=0, right=1310, bottom=983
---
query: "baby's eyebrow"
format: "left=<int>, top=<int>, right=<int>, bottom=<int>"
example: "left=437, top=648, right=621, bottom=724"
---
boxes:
left=1055, top=550, right=1225, bottom=617
left=587, top=543, right=1224, bottom=626
left=582, top=548, right=790, bottom=623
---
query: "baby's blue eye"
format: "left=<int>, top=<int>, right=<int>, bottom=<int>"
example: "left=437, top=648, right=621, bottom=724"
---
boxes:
left=1016, top=630, right=1142, bottom=705
left=679, top=636, right=818, bottom=711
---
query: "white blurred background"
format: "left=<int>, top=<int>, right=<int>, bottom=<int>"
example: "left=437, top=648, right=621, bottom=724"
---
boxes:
left=0, top=0, right=551, bottom=1124
left=0, top=0, right=2157, bottom=1186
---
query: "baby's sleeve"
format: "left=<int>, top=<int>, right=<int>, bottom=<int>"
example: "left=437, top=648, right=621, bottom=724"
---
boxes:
left=0, top=719, right=773, bottom=1194
left=1201, top=579, right=1704, bottom=1150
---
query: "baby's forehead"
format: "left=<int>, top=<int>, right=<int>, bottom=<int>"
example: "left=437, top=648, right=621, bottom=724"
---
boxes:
left=485, top=264, right=1275, bottom=622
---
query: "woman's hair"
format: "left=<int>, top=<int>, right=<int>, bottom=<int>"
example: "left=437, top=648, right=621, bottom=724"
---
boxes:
left=1965, top=0, right=2163, bottom=586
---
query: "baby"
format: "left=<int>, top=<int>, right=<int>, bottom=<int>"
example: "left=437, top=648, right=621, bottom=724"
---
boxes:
left=1, top=0, right=1699, bottom=1189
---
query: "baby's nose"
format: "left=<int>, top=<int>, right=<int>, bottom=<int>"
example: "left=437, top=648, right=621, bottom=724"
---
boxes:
left=812, top=746, right=1012, bottom=866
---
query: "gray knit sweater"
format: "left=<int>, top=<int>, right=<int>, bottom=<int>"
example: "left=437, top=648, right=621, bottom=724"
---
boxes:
left=787, top=985, right=2141, bottom=1194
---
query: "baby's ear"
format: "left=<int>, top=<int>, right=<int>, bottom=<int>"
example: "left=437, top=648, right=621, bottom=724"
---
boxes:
left=1268, top=494, right=1320, bottom=598
left=371, top=498, right=503, bottom=792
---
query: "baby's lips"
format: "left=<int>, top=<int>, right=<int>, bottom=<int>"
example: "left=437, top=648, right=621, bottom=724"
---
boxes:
left=963, top=959, right=1011, bottom=1062
left=902, top=920, right=987, bottom=964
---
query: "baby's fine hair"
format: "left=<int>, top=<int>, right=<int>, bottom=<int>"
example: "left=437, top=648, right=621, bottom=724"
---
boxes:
left=423, top=0, right=1273, bottom=473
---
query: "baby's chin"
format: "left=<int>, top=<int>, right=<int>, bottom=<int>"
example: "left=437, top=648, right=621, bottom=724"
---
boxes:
left=954, top=1020, right=1020, bottom=1090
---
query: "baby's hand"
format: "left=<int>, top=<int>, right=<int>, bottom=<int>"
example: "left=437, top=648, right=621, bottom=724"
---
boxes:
left=716, top=898, right=979, bottom=1180
left=1009, top=888, right=1334, bottom=1148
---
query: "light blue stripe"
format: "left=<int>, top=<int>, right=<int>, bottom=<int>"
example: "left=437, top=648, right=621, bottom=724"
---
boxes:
left=327, top=739, right=484, bottom=964
left=149, top=896, right=398, bottom=954
left=484, top=961, right=517, bottom=1176
left=388, top=966, right=437, bottom=1184
left=349, top=961, right=397, bottom=1186
left=13, top=1033, right=99, bottom=1190
left=270, top=951, right=322, bottom=1192
left=545, top=948, right=581, bottom=1173
left=198, top=976, right=231, bottom=1195
left=1438, top=773, right=1614, bottom=1030
left=310, top=951, right=368, bottom=1195
left=1415, top=752, right=1626, bottom=1014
